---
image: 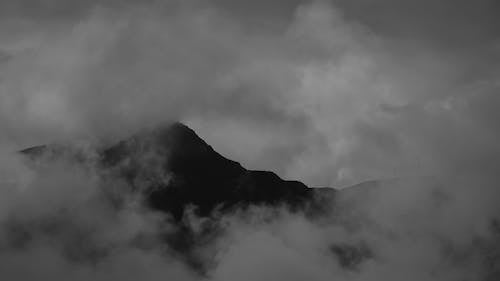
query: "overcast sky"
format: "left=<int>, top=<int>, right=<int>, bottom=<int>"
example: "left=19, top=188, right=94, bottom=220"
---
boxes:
left=0, top=0, right=499, bottom=188
left=0, top=1, right=499, bottom=281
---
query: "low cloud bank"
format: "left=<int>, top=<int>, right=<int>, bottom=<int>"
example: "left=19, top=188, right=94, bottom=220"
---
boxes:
left=0, top=141, right=498, bottom=281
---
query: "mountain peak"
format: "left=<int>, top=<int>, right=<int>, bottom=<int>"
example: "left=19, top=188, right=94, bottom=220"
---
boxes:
left=18, top=122, right=335, bottom=273
left=21, top=122, right=327, bottom=219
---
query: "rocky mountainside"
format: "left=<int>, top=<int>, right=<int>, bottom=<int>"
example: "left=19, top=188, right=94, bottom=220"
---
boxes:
left=20, top=122, right=335, bottom=220
left=18, top=122, right=339, bottom=272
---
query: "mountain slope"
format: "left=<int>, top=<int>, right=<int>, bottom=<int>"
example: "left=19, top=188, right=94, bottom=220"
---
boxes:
left=20, top=122, right=333, bottom=220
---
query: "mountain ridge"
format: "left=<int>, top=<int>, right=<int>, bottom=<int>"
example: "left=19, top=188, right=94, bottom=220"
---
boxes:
left=19, top=122, right=335, bottom=220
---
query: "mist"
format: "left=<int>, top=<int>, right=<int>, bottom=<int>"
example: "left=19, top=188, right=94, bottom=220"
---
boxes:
left=0, top=0, right=499, bottom=280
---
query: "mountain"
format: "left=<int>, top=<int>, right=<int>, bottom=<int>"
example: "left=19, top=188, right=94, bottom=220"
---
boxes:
left=20, top=122, right=335, bottom=220
left=17, top=124, right=500, bottom=278
left=16, top=122, right=346, bottom=273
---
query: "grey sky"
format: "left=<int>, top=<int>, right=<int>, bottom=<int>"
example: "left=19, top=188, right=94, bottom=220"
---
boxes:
left=0, top=0, right=499, bottom=187
left=0, top=1, right=499, bottom=281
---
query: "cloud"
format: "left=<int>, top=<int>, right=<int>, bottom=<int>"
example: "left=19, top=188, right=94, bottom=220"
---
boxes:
left=0, top=0, right=499, bottom=280
left=0, top=149, right=499, bottom=280
left=1, top=0, right=499, bottom=187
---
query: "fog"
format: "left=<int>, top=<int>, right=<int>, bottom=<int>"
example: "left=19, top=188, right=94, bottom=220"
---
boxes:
left=0, top=0, right=499, bottom=280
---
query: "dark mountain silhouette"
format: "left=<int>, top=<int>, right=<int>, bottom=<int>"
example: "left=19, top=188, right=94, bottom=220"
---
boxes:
left=16, top=122, right=347, bottom=273
left=20, top=122, right=335, bottom=219
left=19, top=122, right=339, bottom=272
left=16, top=125, right=500, bottom=278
